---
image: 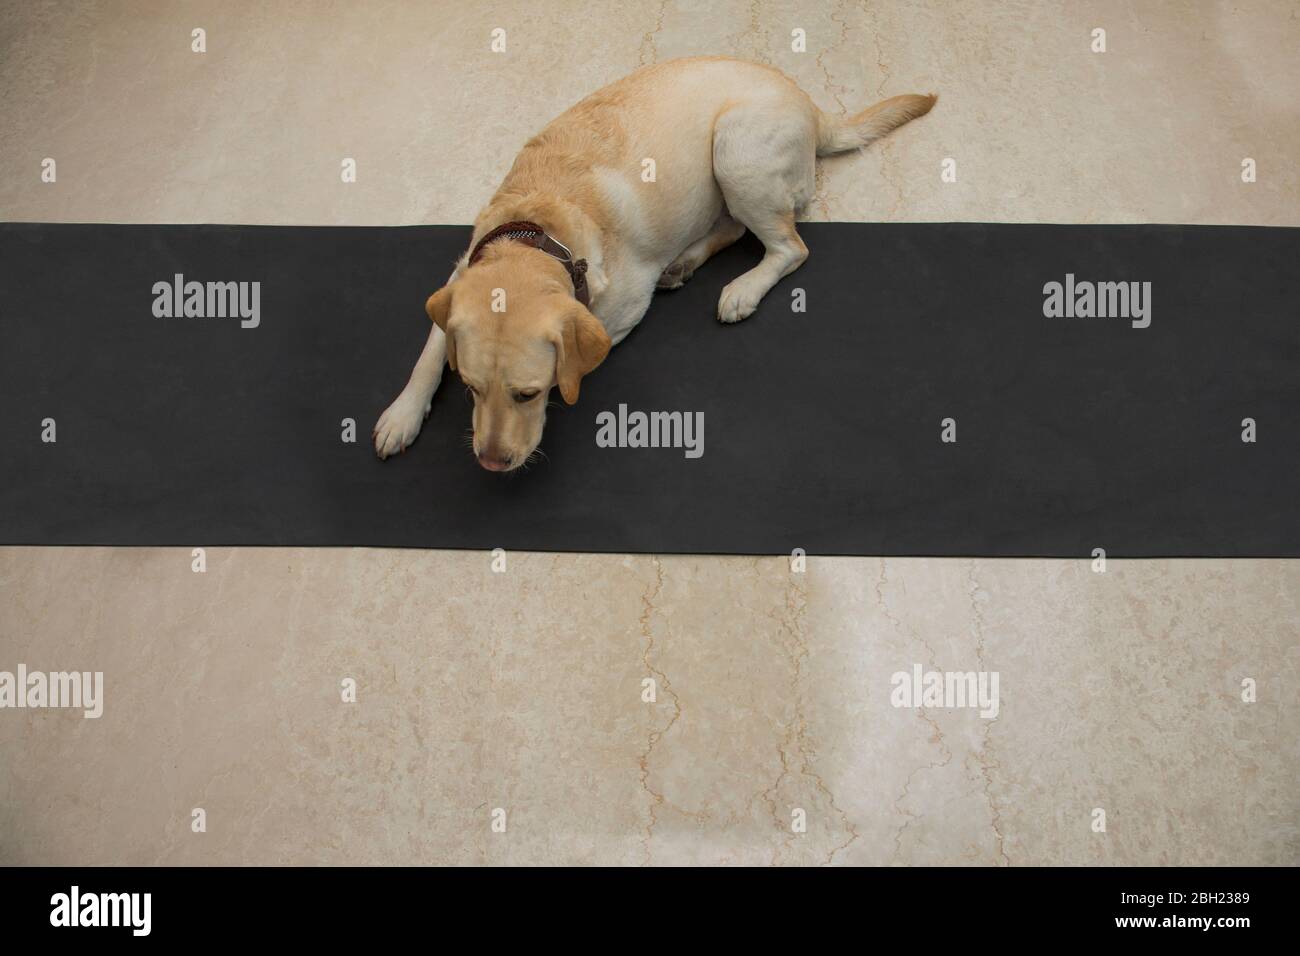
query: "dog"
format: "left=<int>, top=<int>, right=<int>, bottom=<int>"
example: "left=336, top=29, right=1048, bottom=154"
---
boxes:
left=373, top=56, right=935, bottom=471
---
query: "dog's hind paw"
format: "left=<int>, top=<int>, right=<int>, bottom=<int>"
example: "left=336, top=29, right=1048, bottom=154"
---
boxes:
left=373, top=393, right=431, bottom=459
left=656, top=261, right=695, bottom=290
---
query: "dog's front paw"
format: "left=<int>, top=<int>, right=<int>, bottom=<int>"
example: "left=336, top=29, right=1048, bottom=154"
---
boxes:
left=717, top=277, right=764, bottom=323
left=373, top=392, right=431, bottom=459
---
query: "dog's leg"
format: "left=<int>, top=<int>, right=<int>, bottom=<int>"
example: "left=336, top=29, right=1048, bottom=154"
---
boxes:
left=600, top=263, right=661, bottom=345
left=656, top=213, right=747, bottom=290
left=711, top=106, right=814, bottom=323
left=373, top=324, right=447, bottom=458
left=714, top=209, right=806, bottom=323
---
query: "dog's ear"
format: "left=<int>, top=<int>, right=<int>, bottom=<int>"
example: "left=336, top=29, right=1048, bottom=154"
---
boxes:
left=552, top=302, right=611, bottom=405
left=425, top=285, right=457, bottom=370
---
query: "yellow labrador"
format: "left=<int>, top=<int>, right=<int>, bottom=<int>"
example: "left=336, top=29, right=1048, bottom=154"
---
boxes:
left=374, top=56, right=934, bottom=471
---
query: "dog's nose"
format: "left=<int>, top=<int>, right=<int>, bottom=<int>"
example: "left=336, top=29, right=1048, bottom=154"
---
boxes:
left=477, top=452, right=511, bottom=472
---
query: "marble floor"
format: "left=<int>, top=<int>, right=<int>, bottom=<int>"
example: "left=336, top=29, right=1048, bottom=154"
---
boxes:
left=0, top=0, right=1296, bottom=865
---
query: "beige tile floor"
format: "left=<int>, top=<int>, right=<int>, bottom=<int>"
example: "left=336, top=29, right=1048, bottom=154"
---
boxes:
left=0, top=1, right=1297, bottom=865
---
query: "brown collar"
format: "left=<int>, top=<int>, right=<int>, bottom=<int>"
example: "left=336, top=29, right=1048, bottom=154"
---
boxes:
left=467, top=220, right=590, bottom=307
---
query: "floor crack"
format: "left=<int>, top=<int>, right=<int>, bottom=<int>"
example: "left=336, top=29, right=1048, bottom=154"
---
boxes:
left=968, top=559, right=1010, bottom=866
left=880, top=559, right=953, bottom=864
left=765, top=562, right=860, bottom=864
left=859, top=0, right=907, bottom=218
left=636, top=556, right=699, bottom=865
left=638, top=0, right=669, bottom=67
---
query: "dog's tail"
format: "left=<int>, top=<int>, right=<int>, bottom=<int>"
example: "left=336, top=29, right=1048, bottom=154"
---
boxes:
left=815, top=93, right=937, bottom=156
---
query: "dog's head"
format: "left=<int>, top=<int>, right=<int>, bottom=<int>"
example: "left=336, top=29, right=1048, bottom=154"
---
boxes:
left=428, top=243, right=611, bottom=472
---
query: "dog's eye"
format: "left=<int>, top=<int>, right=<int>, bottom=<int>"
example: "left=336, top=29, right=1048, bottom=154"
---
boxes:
left=513, top=390, right=540, bottom=403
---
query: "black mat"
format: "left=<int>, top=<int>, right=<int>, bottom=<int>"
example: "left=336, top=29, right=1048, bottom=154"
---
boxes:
left=0, top=222, right=1295, bottom=556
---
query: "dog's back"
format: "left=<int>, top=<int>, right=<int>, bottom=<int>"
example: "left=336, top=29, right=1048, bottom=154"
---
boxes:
left=494, top=57, right=933, bottom=263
